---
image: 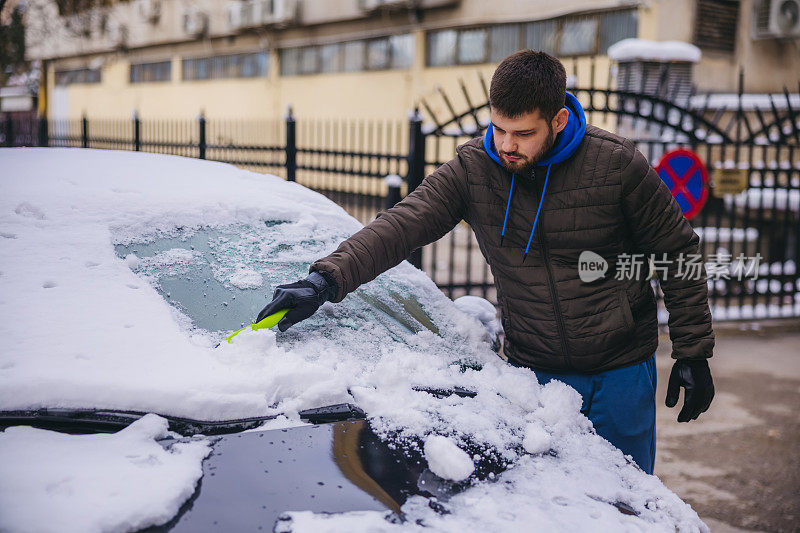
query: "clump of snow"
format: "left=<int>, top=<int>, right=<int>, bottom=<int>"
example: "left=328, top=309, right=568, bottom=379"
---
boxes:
left=522, top=422, right=551, bottom=455
left=0, top=414, right=211, bottom=533
left=608, top=38, right=701, bottom=63
left=453, top=295, right=501, bottom=333
left=124, top=253, right=140, bottom=270
left=228, top=267, right=263, bottom=289
left=424, top=435, right=475, bottom=481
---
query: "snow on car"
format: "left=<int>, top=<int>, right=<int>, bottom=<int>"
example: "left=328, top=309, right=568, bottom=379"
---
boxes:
left=0, top=148, right=708, bottom=532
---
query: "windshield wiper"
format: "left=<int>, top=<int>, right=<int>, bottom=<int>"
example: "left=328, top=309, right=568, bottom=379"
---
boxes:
left=0, top=403, right=367, bottom=436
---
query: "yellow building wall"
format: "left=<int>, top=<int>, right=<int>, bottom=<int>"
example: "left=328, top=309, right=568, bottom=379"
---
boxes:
left=50, top=25, right=629, bottom=125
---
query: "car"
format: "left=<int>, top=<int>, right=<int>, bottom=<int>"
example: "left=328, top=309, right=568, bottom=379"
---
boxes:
left=0, top=148, right=708, bottom=532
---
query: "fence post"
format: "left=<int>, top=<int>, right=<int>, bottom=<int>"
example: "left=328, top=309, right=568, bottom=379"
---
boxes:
left=385, top=174, right=402, bottom=210
left=4, top=114, right=12, bottom=147
left=406, top=108, right=426, bottom=268
left=81, top=114, right=88, bottom=148
left=133, top=111, right=141, bottom=152
left=285, top=105, right=296, bottom=182
left=38, top=116, right=48, bottom=147
left=198, top=112, right=206, bottom=160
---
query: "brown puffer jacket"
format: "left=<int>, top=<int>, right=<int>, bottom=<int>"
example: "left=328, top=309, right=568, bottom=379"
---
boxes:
left=311, top=125, right=714, bottom=373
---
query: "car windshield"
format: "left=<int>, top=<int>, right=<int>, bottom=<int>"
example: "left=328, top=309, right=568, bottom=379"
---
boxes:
left=113, top=221, right=454, bottom=355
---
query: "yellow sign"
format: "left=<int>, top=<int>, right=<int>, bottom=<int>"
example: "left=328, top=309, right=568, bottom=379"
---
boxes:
left=712, top=168, right=748, bottom=196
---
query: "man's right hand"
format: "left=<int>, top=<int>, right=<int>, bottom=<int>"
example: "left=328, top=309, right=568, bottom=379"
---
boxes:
left=257, top=271, right=336, bottom=332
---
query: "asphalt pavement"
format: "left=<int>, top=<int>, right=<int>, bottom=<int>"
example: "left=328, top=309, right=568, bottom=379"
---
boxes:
left=653, top=321, right=800, bottom=533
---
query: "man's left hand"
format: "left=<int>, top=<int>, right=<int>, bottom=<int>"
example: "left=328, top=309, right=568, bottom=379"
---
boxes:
left=665, top=358, right=714, bottom=423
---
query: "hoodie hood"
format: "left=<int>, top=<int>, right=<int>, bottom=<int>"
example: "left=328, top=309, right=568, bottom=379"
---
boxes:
left=486, top=93, right=587, bottom=262
left=482, top=92, right=587, bottom=168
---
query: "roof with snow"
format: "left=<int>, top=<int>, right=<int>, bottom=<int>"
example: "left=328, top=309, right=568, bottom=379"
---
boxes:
left=608, top=38, right=702, bottom=63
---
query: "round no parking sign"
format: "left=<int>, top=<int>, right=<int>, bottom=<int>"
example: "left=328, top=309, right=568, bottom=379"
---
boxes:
left=655, top=149, right=709, bottom=220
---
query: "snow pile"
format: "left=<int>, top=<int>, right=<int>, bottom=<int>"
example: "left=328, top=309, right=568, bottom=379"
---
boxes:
left=608, top=38, right=701, bottom=63
left=0, top=149, right=708, bottom=531
left=522, top=422, right=551, bottom=455
left=282, top=432, right=709, bottom=531
left=0, top=414, right=211, bottom=533
left=423, top=435, right=475, bottom=481
left=453, top=295, right=502, bottom=344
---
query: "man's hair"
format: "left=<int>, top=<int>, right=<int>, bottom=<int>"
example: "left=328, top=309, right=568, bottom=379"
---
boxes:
left=489, top=50, right=567, bottom=122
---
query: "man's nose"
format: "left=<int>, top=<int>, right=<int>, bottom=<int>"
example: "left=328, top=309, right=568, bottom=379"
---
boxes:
left=501, top=135, right=516, bottom=153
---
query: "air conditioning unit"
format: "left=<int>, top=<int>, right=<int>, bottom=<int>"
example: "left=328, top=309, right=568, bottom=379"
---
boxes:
left=183, top=7, right=209, bottom=36
left=135, top=0, right=162, bottom=24
left=359, top=0, right=413, bottom=11
left=753, top=0, right=800, bottom=39
left=226, top=2, right=243, bottom=29
left=261, top=0, right=298, bottom=26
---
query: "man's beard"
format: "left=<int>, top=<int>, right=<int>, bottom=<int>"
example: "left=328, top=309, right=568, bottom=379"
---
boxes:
left=499, top=125, right=557, bottom=174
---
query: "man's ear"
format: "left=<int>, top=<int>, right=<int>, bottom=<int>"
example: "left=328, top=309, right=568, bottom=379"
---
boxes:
left=553, top=108, right=569, bottom=134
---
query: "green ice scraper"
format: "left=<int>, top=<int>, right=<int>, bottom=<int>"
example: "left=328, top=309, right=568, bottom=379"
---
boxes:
left=226, top=309, right=289, bottom=343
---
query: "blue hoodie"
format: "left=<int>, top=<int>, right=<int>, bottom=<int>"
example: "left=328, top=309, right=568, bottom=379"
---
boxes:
left=482, top=92, right=587, bottom=261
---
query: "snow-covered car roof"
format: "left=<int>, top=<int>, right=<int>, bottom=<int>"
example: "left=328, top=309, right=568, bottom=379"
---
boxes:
left=0, top=148, right=708, bottom=532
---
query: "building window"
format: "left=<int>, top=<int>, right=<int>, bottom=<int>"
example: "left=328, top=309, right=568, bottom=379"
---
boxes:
left=389, top=34, right=414, bottom=68
left=130, top=61, right=172, bottom=83
left=319, top=43, right=343, bottom=73
left=525, top=19, right=558, bottom=54
left=54, top=68, right=101, bottom=86
left=299, top=47, right=318, bottom=74
left=457, top=28, right=487, bottom=64
left=280, top=48, right=300, bottom=76
left=427, top=29, right=457, bottom=66
left=559, top=15, right=598, bottom=56
left=694, top=0, right=739, bottom=52
left=599, top=10, right=638, bottom=53
left=279, top=34, right=414, bottom=76
left=489, top=24, right=522, bottom=63
left=367, top=39, right=390, bottom=70
left=426, top=9, right=638, bottom=66
left=182, top=52, right=268, bottom=81
left=343, top=41, right=366, bottom=72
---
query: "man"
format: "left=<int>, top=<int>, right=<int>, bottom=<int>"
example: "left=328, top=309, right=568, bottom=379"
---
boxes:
left=257, top=50, right=715, bottom=475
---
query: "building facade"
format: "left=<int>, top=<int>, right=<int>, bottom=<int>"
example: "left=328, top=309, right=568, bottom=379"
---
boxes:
left=24, top=0, right=800, bottom=122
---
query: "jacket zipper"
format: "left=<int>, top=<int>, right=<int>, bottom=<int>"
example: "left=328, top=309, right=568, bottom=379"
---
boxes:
left=532, top=170, right=573, bottom=367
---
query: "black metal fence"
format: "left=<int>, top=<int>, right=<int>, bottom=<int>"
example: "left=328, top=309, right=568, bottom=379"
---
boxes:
left=2, top=66, right=798, bottom=321
left=417, top=65, right=800, bottom=322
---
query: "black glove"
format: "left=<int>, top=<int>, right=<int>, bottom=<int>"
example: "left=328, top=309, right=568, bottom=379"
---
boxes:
left=256, top=271, right=337, bottom=332
left=665, top=358, right=714, bottom=423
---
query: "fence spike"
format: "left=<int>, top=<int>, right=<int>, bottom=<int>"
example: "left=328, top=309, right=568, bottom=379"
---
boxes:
left=459, top=78, right=481, bottom=133
left=767, top=93, right=789, bottom=144
left=419, top=97, right=443, bottom=134
left=438, top=85, right=464, bottom=134
left=478, top=71, right=489, bottom=102
left=782, top=86, right=800, bottom=145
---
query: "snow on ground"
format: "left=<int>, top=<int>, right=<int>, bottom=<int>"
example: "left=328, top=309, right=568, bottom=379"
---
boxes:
left=0, top=148, right=708, bottom=531
left=0, top=414, right=211, bottom=533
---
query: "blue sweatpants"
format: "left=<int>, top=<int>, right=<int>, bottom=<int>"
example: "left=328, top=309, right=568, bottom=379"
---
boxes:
left=512, top=356, right=657, bottom=474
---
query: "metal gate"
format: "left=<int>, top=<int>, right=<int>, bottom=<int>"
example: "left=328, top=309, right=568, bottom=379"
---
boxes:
left=416, top=66, right=800, bottom=321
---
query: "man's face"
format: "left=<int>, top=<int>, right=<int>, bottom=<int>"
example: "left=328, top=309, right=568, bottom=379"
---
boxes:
left=491, top=108, right=565, bottom=174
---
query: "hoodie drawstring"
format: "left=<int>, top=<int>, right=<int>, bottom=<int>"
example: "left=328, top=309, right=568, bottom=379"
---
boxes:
left=523, top=164, right=551, bottom=263
left=500, top=172, right=515, bottom=247
left=499, top=165, right=552, bottom=263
